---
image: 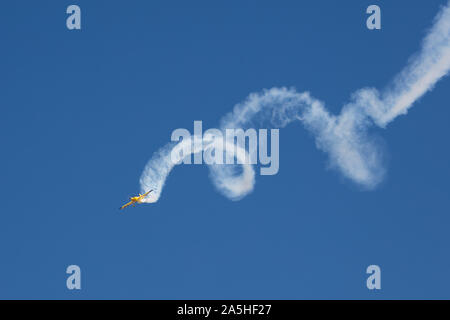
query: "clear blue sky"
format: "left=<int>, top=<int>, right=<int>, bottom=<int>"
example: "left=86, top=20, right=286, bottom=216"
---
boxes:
left=1, top=0, right=449, bottom=299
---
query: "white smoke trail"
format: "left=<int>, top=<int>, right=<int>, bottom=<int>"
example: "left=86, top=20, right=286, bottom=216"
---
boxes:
left=139, top=134, right=254, bottom=202
left=140, top=1, right=450, bottom=202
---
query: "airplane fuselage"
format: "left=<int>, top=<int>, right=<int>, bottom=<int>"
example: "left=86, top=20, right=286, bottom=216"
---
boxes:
left=120, top=190, right=152, bottom=210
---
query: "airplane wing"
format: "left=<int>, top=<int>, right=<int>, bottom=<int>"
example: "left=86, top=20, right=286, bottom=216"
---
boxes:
left=136, top=190, right=153, bottom=203
left=120, top=201, right=134, bottom=210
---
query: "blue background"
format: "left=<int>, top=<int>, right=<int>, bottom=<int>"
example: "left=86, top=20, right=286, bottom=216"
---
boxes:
left=1, top=0, right=449, bottom=299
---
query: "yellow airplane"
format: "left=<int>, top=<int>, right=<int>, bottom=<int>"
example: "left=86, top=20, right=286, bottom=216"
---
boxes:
left=120, top=190, right=153, bottom=210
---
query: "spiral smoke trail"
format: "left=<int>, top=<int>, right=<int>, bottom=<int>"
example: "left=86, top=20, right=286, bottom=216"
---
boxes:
left=140, top=1, right=450, bottom=203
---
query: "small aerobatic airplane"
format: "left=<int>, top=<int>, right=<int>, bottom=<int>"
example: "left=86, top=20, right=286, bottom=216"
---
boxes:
left=120, top=190, right=153, bottom=210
